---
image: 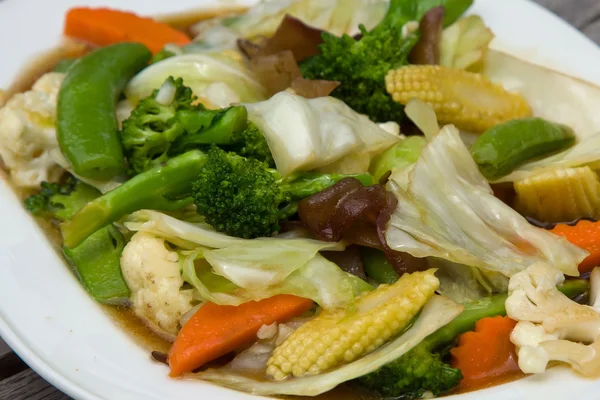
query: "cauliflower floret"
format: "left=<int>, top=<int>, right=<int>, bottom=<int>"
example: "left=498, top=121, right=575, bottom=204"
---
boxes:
left=120, top=232, right=194, bottom=339
left=506, top=262, right=600, bottom=377
left=0, top=72, right=65, bottom=188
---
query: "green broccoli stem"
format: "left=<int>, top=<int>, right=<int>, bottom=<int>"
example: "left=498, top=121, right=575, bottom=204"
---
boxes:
left=171, top=106, right=249, bottom=152
left=422, top=278, right=589, bottom=352
left=61, top=150, right=208, bottom=248
left=279, top=172, right=373, bottom=199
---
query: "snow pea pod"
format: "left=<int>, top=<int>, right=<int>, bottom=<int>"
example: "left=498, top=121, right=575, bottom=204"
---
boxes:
left=57, top=43, right=152, bottom=180
left=470, top=117, right=575, bottom=181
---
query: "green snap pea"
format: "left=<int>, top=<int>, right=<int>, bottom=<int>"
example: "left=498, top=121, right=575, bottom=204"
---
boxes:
left=57, top=43, right=152, bottom=180
left=360, top=247, right=400, bottom=285
left=470, top=117, right=575, bottom=180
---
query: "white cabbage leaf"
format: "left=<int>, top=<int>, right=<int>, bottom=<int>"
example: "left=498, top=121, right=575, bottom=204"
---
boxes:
left=183, top=251, right=372, bottom=309
left=124, top=210, right=369, bottom=308
left=440, top=15, right=494, bottom=71
left=245, top=92, right=400, bottom=175
left=484, top=49, right=600, bottom=140
left=124, top=53, right=266, bottom=108
left=195, top=295, right=462, bottom=396
left=191, top=0, right=389, bottom=45
left=385, top=125, right=587, bottom=277
left=430, top=258, right=508, bottom=304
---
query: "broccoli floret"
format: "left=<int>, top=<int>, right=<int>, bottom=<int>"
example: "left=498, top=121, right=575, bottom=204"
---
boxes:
left=121, top=77, right=196, bottom=175
left=358, top=340, right=462, bottom=399
left=122, top=77, right=273, bottom=174
left=300, top=0, right=420, bottom=122
left=229, top=121, right=275, bottom=167
left=25, top=176, right=98, bottom=221
left=192, top=147, right=372, bottom=238
left=170, top=107, right=274, bottom=166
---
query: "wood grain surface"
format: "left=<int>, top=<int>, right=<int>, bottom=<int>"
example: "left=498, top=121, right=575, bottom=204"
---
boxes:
left=0, top=1, right=598, bottom=399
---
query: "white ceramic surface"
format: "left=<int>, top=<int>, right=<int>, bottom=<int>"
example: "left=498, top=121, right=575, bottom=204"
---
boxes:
left=0, top=1, right=599, bottom=399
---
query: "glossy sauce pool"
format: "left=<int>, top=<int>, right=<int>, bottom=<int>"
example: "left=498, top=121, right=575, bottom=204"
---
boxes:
left=2, top=6, right=529, bottom=399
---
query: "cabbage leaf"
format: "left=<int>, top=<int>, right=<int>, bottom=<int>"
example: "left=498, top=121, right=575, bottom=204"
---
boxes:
left=183, top=252, right=372, bottom=309
left=484, top=50, right=600, bottom=140
left=124, top=53, right=266, bottom=108
left=385, top=125, right=587, bottom=277
left=245, top=92, right=400, bottom=175
left=195, top=296, right=462, bottom=396
left=191, top=0, right=389, bottom=43
left=125, top=210, right=369, bottom=309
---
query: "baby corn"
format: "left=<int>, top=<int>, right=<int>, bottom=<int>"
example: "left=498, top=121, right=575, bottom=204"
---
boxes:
left=385, top=65, right=531, bottom=132
left=266, top=269, right=439, bottom=380
left=515, top=166, right=600, bottom=222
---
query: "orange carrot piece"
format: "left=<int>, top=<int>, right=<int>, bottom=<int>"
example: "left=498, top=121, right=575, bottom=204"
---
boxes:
left=168, top=295, right=313, bottom=377
left=551, top=220, right=600, bottom=274
left=64, top=7, right=191, bottom=54
left=450, top=316, right=520, bottom=391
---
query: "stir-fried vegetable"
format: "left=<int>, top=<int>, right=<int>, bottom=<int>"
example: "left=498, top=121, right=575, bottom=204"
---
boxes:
left=506, top=263, right=600, bottom=377
left=121, top=77, right=271, bottom=175
left=169, top=295, right=314, bottom=376
left=10, top=2, right=600, bottom=398
left=197, top=296, right=462, bottom=396
left=25, top=178, right=129, bottom=304
left=440, top=15, right=494, bottom=70
left=471, top=118, right=575, bottom=180
left=125, top=53, right=267, bottom=107
left=370, top=136, right=427, bottom=182
left=64, top=7, right=191, bottom=54
left=515, top=166, right=600, bottom=223
left=385, top=65, right=531, bottom=132
left=245, top=92, right=400, bottom=176
left=450, top=316, right=520, bottom=391
left=192, top=146, right=372, bottom=238
left=267, top=269, right=439, bottom=379
left=0, top=72, right=65, bottom=188
left=57, top=43, right=151, bottom=180
left=551, top=220, right=600, bottom=274
left=385, top=125, right=587, bottom=277
left=359, top=279, right=587, bottom=398
left=61, top=150, right=207, bottom=248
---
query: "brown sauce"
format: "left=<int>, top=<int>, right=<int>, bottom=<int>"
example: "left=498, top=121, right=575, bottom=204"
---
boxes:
left=0, top=6, right=534, bottom=400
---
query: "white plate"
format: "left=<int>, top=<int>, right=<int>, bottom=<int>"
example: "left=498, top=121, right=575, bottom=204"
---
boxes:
left=0, top=1, right=599, bottom=399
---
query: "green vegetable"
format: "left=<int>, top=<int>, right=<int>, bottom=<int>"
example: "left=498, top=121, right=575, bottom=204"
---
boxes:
left=470, top=117, right=576, bottom=180
left=150, top=48, right=176, bottom=64
left=171, top=110, right=273, bottom=166
left=121, top=76, right=196, bottom=174
left=360, top=247, right=400, bottom=284
left=358, top=278, right=588, bottom=399
left=192, top=147, right=373, bottom=238
left=57, top=43, right=152, bottom=180
left=300, top=0, right=472, bottom=122
left=359, top=340, right=462, bottom=399
left=370, top=136, right=427, bottom=182
left=53, top=58, right=77, bottom=73
left=121, top=77, right=272, bottom=175
left=61, top=150, right=208, bottom=248
left=25, top=178, right=129, bottom=304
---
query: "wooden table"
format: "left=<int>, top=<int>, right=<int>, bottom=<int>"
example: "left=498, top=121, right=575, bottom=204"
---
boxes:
left=0, top=1, right=599, bottom=399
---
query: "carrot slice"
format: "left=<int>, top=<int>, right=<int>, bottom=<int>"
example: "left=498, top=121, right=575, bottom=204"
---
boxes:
left=168, top=295, right=313, bottom=377
left=450, top=316, right=520, bottom=391
left=64, top=7, right=191, bottom=54
left=551, top=220, right=600, bottom=274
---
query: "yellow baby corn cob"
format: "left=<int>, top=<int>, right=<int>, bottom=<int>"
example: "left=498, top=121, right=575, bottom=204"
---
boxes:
left=265, top=269, right=439, bottom=380
left=385, top=65, right=531, bottom=132
left=515, top=166, right=600, bottom=222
